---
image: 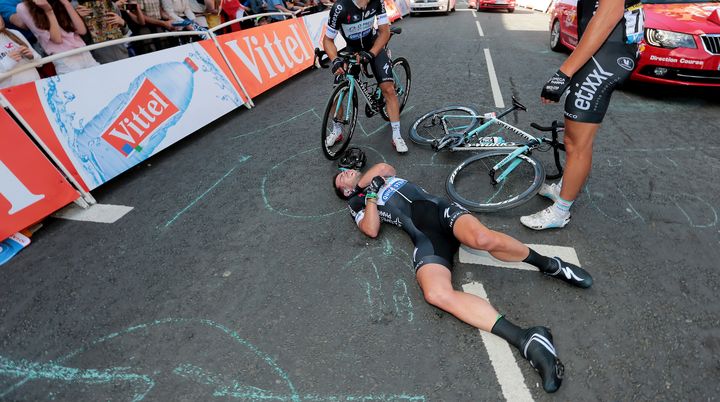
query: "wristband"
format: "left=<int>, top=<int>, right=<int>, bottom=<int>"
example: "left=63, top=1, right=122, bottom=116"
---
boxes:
left=365, top=191, right=377, bottom=199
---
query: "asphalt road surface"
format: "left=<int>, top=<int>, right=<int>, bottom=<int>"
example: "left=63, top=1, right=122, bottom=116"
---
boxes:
left=2, top=5, right=719, bottom=401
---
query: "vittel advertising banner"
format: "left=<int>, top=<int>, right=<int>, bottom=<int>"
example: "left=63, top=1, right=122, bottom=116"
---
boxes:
left=211, top=18, right=315, bottom=98
left=1, top=43, right=244, bottom=191
left=0, top=107, right=78, bottom=240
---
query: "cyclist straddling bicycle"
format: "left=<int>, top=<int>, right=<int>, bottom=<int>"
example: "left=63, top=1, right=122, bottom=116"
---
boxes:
left=322, top=0, right=408, bottom=153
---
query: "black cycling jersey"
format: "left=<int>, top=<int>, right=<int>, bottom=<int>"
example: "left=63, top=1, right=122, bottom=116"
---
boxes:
left=325, top=0, right=389, bottom=50
left=564, top=0, right=643, bottom=123
left=347, top=177, right=470, bottom=271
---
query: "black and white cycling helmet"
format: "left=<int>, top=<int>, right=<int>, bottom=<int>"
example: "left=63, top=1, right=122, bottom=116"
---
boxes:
left=338, top=147, right=367, bottom=170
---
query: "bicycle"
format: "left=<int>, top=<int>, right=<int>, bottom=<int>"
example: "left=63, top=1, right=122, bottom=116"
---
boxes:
left=409, top=97, right=566, bottom=212
left=319, top=26, right=411, bottom=160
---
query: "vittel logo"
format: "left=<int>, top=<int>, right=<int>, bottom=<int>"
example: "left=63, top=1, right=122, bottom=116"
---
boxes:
left=224, top=23, right=312, bottom=83
left=573, top=57, right=613, bottom=111
left=101, top=78, right=180, bottom=157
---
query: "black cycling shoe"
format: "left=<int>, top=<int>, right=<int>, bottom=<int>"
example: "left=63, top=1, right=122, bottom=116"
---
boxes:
left=521, top=326, right=564, bottom=393
left=545, top=257, right=593, bottom=288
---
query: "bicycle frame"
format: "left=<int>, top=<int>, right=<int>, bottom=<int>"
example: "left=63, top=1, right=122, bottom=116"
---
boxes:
left=332, top=59, right=406, bottom=123
left=435, top=100, right=563, bottom=184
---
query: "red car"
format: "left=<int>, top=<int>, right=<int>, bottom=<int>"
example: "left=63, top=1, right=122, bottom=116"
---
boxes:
left=548, top=0, right=720, bottom=87
left=469, top=0, right=516, bottom=13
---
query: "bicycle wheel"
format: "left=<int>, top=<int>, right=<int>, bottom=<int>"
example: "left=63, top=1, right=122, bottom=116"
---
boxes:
left=380, top=57, right=411, bottom=121
left=409, top=106, right=479, bottom=147
left=321, top=81, right=358, bottom=160
left=446, top=150, right=545, bottom=212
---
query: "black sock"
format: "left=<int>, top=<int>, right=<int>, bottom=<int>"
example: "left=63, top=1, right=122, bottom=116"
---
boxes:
left=523, top=248, right=557, bottom=274
left=491, top=316, right=524, bottom=349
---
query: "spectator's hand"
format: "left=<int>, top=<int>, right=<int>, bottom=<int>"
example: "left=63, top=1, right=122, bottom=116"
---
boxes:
left=19, top=46, right=34, bottom=59
left=357, top=50, right=374, bottom=65
left=104, top=12, right=125, bottom=27
left=32, top=0, right=53, bottom=12
left=75, top=5, right=91, bottom=17
left=541, top=69, right=571, bottom=104
left=331, top=57, right=345, bottom=75
left=365, top=176, right=385, bottom=195
left=161, top=20, right=175, bottom=30
left=7, top=49, right=23, bottom=62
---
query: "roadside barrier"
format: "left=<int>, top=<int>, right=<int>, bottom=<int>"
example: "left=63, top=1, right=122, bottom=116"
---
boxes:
left=0, top=1, right=406, bottom=240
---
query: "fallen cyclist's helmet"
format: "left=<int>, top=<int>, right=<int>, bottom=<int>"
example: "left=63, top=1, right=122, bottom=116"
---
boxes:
left=338, top=147, right=367, bottom=170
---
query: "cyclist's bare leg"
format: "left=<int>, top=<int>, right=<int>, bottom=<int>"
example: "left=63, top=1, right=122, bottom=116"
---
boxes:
left=558, top=119, right=600, bottom=201
left=452, top=214, right=529, bottom=262
left=416, top=263, right=499, bottom=331
left=380, top=81, right=399, bottom=122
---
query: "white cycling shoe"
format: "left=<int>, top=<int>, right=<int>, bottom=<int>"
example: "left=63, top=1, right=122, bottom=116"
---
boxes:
left=325, top=130, right=343, bottom=148
left=521, top=205, right=571, bottom=230
left=393, top=137, right=408, bottom=153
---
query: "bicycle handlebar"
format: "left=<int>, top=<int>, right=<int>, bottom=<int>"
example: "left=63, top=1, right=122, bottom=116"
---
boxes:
left=530, top=121, right=565, bottom=132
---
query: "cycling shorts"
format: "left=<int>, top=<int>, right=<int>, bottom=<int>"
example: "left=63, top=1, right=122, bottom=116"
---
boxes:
left=564, top=23, right=638, bottom=124
left=410, top=200, right=470, bottom=272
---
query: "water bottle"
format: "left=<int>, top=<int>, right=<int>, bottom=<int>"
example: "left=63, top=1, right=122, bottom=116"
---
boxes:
left=73, top=57, right=198, bottom=186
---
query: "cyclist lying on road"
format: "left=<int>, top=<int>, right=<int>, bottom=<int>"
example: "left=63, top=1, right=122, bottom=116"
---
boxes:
left=333, top=162, right=594, bottom=393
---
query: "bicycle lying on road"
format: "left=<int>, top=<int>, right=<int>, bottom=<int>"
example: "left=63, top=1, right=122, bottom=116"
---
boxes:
left=318, top=26, right=411, bottom=160
left=410, top=97, right=565, bottom=212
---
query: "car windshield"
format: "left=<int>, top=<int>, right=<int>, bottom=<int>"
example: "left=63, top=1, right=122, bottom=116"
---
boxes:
left=643, top=0, right=718, bottom=4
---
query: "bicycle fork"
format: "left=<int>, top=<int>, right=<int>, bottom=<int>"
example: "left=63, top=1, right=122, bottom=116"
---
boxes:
left=489, top=145, right=530, bottom=185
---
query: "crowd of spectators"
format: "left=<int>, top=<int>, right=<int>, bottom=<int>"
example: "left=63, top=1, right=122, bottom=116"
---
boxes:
left=0, top=0, right=333, bottom=88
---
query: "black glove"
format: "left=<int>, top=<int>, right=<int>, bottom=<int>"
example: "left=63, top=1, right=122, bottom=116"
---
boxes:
left=364, top=176, right=385, bottom=199
left=358, top=50, right=375, bottom=65
left=541, top=70, right=571, bottom=102
left=331, top=57, right=345, bottom=75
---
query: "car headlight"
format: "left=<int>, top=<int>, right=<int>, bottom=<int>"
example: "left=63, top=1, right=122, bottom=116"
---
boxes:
left=645, top=29, right=696, bottom=49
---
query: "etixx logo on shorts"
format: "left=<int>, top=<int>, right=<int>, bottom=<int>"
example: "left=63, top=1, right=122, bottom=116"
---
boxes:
left=617, top=57, right=635, bottom=71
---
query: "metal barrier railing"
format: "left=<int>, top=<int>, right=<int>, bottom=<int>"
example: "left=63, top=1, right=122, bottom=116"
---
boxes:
left=0, top=9, right=309, bottom=109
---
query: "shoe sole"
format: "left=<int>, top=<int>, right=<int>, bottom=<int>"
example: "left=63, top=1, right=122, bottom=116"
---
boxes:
left=520, top=216, right=571, bottom=231
left=392, top=141, right=408, bottom=153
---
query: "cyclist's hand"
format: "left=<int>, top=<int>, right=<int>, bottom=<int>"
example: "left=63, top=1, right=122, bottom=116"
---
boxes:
left=331, top=57, right=346, bottom=75
left=365, top=175, right=385, bottom=195
left=541, top=70, right=571, bottom=103
left=358, top=50, right=374, bottom=65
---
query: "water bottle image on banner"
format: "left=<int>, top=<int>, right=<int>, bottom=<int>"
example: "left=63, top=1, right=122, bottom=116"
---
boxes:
left=71, top=57, right=198, bottom=186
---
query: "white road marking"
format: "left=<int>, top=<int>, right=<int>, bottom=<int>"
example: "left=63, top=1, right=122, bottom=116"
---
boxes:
left=52, top=203, right=133, bottom=223
left=462, top=282, right=534, bottom=402
left=483, top=49, right=505, bottom=108
left=476, top=20, right=484, bottom=36
left=460, top=244, right=581, bottom=270
left=472, top=9, right=478, bottom=18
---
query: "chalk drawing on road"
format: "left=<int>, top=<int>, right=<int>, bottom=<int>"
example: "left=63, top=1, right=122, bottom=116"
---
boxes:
left=0, top=318, right=425, bottom=401
left=343, top=238, right=415, bottom=323
left=161, top=155, right=251, bottom=228
left=261, top=146, right=387, bottom=219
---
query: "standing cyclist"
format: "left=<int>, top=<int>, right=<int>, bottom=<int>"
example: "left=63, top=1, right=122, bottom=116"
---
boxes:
left=521, top=0, right=643, bottom=229
left=322, top=0, right=408, bottom=153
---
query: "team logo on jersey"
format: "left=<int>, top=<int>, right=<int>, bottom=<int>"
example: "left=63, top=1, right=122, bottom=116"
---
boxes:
left=617, top=57, right=635, bottom=71
left=378, top=177, right=407, bottom=203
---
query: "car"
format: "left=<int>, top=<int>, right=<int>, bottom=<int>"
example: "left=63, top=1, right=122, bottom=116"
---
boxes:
left=409, top=0, right=457, bottom=15
left=472, top=0, right=516, bottom=13
left=548, top=0, right=720, bottom=87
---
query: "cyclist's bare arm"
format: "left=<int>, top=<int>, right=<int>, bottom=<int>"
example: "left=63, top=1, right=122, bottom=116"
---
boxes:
left=369, top=24, right=390, bottom=57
